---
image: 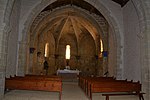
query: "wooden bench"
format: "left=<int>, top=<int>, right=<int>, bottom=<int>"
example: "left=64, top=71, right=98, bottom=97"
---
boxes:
left=86, top=77, right=116, bottom=95
left=102, top=92, right=145, bottom=100
left=5, top=75, right=62, bottom=100
left=78, top=76, right=116, bottom=95
left=78, top=76, right=145, bottom=100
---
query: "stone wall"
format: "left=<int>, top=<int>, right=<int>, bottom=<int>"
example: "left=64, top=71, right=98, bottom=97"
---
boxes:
left=0, top=0, right=12, bottom=99
left=5, top=0, right=21, bottom=77
left=123, top=0, right=150, bottom=99
left=141, top=0, right=150, bottom=99
left=123, top=0, right=141, bottom=81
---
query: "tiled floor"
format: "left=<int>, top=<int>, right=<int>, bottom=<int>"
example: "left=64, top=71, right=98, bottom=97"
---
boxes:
left=3, top=82, right=139, bottom=100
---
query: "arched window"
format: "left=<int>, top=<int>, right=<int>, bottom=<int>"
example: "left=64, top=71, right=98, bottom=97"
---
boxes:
left=99, top=39, right=103, bottom=57
left=100, top=39, right=103, bottom=53
left=44, top=43, right=49, bottom=57
left=65, top=45, right=70, bottom=59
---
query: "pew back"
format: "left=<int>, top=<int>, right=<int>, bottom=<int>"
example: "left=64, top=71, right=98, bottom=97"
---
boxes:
left=5, top=75, right=62, bottom=100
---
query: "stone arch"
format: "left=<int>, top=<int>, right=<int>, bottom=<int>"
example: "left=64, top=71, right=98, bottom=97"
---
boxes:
left=82, top=0, right=122, bottom=78
left=21, top=0, right=122, bottom=77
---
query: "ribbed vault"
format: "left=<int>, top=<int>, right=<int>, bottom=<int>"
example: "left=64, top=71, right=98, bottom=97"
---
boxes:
left=30, top=6, right=107, bottom=53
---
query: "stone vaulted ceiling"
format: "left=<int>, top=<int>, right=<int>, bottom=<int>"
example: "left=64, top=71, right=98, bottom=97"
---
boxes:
left=31, top=0, right=104, bottom=46
left=30, top=7, right=101, bottom=44
left=30, top=0, right=109, bottom=48
left=30, top=0, right=129, bottom=39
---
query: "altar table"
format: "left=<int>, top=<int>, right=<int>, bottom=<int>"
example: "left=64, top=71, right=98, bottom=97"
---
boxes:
left=57, top=69, right=80, bottom=82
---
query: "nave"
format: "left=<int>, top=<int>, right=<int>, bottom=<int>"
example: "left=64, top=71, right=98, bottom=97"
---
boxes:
left=3, top=82, right=139, bottom=100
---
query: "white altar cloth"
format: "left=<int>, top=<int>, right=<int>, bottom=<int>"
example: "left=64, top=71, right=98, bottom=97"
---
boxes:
left=57, top=69, right=80, bottom=75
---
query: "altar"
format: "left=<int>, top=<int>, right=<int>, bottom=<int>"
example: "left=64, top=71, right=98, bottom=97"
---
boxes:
left=57, top=69, right=80, bottom=82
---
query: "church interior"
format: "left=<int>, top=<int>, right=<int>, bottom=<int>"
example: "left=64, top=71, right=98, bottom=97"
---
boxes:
left=0, top=0, right=150, bottom=100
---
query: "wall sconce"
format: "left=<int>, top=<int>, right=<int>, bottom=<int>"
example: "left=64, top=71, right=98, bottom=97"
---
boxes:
left=103, top=51, right=108, bottom=57
left=30, top=48, right=35, bottom=54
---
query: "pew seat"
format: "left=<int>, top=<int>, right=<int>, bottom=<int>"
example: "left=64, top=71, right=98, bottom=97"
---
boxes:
left=102, top=92, right=145, bottom=100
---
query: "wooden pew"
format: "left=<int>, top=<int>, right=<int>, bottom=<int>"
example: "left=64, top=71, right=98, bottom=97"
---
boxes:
left=78, top=76, right=144, bottom=100
left=78, top=76, right=114, bottom=88
left=8, top=75, right=61, bottom=81
left=86, top=77, right=116, bottom=95
left=5, top=75, right=62, bottom=100
left=78, top=76, right=115, bottom=94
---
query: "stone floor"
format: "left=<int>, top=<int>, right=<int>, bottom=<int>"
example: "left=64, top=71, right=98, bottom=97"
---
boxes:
left=3, top=82, right=139, bottom=100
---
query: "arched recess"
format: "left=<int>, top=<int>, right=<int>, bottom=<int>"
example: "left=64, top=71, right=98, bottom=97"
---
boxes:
left=29, top=6, right=106, bottom=75
left=29, top=26, right=56, bottom=74
left=20, top=0, right=121, bottom=78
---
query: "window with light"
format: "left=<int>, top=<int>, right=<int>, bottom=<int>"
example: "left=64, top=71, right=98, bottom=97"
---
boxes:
left=65, top=45, right=70, bottom=59
left=44, top=43, right=49, bottom=57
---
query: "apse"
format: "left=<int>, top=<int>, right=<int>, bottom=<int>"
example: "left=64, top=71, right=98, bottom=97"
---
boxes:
left=29, top=0, right=109, bottom=76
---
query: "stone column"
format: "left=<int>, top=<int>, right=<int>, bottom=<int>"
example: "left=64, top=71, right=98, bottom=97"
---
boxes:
left=0, top=0, right=15, bottom=98
left=0, top=12, right=9, bottom=100
left=0, top=24, right=6, bottom=99
left=141, top=0, right=150, bottom=99
left=17, top=41, right=28, bottom=76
